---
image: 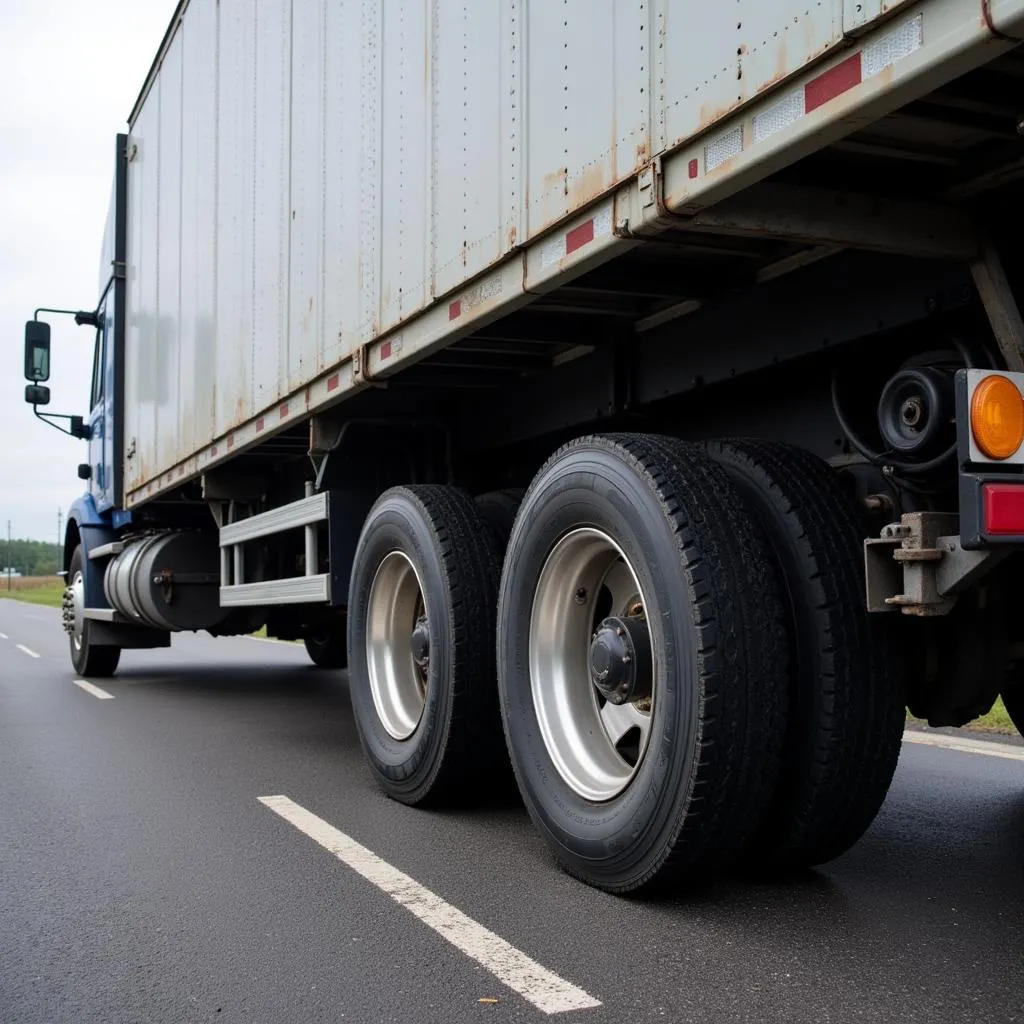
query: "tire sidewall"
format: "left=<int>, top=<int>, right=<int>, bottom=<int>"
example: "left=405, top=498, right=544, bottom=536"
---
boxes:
left=68, top=546, right=90, bottom=676
left=348, top=491, right=456, bottom=797
left=499, top=449, right=702, bottom=883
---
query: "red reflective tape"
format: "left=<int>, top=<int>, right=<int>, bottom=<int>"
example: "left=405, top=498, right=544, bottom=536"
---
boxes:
left=380, top=340, right=392, bottom=360
left=565, top=219, right=595, bottom=256
left=805, top=52, right=861, bottom=114
left=983, top=483, right=1024, bottom=535
left=688, top=158, right=699, bottom=179
left=449, top=300, right=462, bottom=321
left=327, top=373, right=340, bottom=392
left=280, top=403, right=288, bottom=418
left=256, top=417, right=265, bottom=433
left=227, top=434, right=235, bottom=449
left=178, top=466, right=185, bottom=477
left=211, top=445, right=218, bottom=457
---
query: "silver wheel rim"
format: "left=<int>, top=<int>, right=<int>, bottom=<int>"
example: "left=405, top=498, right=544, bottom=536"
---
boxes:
left=69, top=570, right=85, bottom=652
left=530, top=528, right=656, bottom=802
left=366, top=551, right=429, bottom=740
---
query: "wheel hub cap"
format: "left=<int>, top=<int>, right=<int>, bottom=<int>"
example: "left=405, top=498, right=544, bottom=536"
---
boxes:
left=410, top=616, right=430, bottom=671
left=589, top=615, right=652, bottom=705
left=63, top=570, right=85, bottom=650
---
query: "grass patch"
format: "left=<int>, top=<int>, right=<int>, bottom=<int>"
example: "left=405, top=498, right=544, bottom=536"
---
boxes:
left=907, top=696, right=1016, bottom=736
left=0, top=576, right=65, bottom=608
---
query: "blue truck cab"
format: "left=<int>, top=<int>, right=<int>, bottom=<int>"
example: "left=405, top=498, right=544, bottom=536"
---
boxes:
left=22, top=135, right=163, bottom=674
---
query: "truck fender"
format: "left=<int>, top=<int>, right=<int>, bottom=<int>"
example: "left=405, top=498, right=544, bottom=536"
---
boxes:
left=65, top=494, right=118, bottom=609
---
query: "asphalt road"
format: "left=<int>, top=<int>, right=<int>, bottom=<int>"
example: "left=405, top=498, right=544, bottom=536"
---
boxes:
left=2, top=599, right=1022, bottom=1024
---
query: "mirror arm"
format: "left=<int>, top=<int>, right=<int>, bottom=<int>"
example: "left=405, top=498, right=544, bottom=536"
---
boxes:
left=33, top=306, right=97, bottom=323
left=32, top=408, right=90, bottom=440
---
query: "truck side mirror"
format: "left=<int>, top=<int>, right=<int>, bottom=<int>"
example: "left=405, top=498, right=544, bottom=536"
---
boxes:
left=24, top=321, right=51, bottom=382
left=25, top=383, right=51, bottom=406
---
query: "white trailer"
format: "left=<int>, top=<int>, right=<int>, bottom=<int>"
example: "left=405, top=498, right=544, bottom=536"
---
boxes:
left=24, top=0, right=1024, bottom=893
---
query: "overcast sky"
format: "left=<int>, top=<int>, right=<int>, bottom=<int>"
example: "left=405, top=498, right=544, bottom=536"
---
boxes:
left=0, top=0, right=176, bottom=543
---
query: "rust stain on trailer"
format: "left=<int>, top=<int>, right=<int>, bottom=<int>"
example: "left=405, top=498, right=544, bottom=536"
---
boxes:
left=698, top=95, right=744, bottom=134
left=507, top=224, right=517, bottom=249
left=568, top=160, right=613, bottom=213
left=755, top=39, right=791, bottom=95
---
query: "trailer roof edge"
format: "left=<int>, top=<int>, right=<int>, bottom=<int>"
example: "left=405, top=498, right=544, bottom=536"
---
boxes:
left=127, top=0, right=190, bottom=129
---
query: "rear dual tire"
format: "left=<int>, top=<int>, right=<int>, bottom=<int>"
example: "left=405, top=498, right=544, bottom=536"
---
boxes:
left=347, top=485, right=505, bottom=807
left=706, top=441, right=905, bottom=869
left=498, top=434, right=789, bottom=893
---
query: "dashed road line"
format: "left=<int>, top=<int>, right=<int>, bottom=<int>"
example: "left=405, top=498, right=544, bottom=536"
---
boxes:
left=15, top=644, right=40, bottom=659
left=73, top=680, right=115, bottom=700
left=0, top=632, right=8, bottom=639
left=259, top=795, right=602, bottom=1016
left=904, top=730, right=1024, bottom=762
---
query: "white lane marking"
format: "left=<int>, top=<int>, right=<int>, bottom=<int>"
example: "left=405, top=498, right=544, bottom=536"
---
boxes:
left=0, top=632, right=8, bottom=639
left=16, top=644, right=40, bottom=659
left=259, top=795, right=601, bottom=1015
left=904, top=730, right=1024, bottom=762
left=73, top=679, right=115, bottom=701
left=246, top=635, right=299, bottom=646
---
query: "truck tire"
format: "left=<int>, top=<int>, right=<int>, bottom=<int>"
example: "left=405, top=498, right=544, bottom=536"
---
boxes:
left=497, top=434, right=788, bottom=893
left=347, top=485, right=504, bottom=806
left=475, top=488, right=524, bottom=551
left=705, top=440, right=905, bottom=869
left=66, top=545, right=121, bottom=678
left=304, top=631, right=347, bottom=670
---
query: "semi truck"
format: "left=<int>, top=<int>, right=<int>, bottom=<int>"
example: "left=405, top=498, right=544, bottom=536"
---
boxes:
left=24, top=0, right=1024, bottom=894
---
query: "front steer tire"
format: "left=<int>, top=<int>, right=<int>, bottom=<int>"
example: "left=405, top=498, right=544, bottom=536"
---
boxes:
left=347, top=485, right=505, bottom=807
left=67, top=545, right=121, bottom=679
left=497, top=434, right=789, bottom=894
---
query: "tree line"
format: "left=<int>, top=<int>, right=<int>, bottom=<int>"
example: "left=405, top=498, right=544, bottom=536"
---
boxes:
left=2, top=539, right=62, bottom=577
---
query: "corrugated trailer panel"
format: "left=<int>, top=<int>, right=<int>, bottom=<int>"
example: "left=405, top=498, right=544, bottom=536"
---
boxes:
left=524, top=1, right=649, bottom=236
left=255, top=0, right=292, bottom=407
left=214, top=2, right=255, bottom=441
left=431, top=1, right=506, bottom=298
left=321, top=0, right=364, bottom=373
left=381, top=0, right=428, bottom=333
left=156, top=28, right=183, bottom=479
left=177, top=0, right=218, bottom=465
left=358, top=1, right=383, bottom=343
left=125, top=75, right=159, bottom=491
left=288, top=0, right=325, bottom=387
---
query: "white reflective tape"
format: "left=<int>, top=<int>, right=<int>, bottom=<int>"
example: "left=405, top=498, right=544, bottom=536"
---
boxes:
left=752, top=89, right=805, bottom=145
left=705, top=125, right=743, bottom=173
left=540, top=236, right=567, bottom=270
left=863, top=14, right=923, bottom=79
left=593, top=206, right=613, bottom=240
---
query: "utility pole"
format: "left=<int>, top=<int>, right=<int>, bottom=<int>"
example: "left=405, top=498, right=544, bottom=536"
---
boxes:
left=57, top=507, right=62, bottom=574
